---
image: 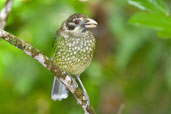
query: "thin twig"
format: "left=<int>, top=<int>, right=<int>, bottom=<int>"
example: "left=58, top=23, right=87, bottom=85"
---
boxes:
left=0, top=0, right=14, bottom=29
left=117, top=104, right=125, bottom=114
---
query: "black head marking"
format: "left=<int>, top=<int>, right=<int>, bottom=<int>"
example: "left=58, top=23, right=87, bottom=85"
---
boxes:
left=81, top=24, right=88, bottom=32
left=81, top=28, right=88, bottom=32
left=67, top=25, right=75, bottom=30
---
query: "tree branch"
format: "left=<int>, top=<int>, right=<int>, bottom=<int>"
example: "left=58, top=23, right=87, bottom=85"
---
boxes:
left=0, top=0, right=96, bottom=114
left=0, top=0, right=14, bottom=29
left=0, top=29, right=96, bottom=114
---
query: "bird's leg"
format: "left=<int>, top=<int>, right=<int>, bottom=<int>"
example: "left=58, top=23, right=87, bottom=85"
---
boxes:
left=76, top=75, right=90, bottom=105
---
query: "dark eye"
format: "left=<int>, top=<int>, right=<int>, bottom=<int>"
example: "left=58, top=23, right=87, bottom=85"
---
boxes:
left=74, top=20, right=79, bottom=25
left=68, top=25, right=75, bottom=30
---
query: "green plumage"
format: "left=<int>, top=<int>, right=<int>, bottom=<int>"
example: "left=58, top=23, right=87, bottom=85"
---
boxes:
left=52, top=31, right=96, bottom=75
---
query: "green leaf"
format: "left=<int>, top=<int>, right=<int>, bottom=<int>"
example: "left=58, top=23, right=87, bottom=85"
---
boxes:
left=128, top=0, right=169, bottom=16
left=157, top=30, right=171, bottom=39
left=129, top=12, right=171, bottom=35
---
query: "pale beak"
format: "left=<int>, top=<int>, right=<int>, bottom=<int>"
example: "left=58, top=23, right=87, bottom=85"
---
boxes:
left=84, top=18, right=98, bottom=28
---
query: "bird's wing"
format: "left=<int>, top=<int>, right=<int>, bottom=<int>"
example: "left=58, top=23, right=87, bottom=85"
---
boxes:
left=51, top=31, right=63, bottom=59
left=52, top=31, right=59, bottom=48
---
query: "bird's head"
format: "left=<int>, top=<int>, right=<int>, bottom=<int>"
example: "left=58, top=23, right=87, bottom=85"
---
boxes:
left=59, top=13, right=97, bottom=38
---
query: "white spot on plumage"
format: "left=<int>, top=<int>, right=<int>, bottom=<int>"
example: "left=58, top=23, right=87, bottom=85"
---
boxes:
left=68, top=43, right=72, bottom=47
left=58, top=52, right=61, bottom=54
left=84, top=43, right=87, bottom=47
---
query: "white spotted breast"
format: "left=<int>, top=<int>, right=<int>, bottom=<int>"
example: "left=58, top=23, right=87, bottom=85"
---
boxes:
left=53, top=31, right=95, bottom=75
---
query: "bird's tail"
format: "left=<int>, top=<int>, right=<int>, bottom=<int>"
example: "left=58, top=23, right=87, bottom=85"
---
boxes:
left=51, top=76, right=68, bottom=101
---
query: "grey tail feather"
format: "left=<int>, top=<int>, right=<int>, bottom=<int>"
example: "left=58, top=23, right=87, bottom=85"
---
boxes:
left=51, top=76, right=69, bottom=101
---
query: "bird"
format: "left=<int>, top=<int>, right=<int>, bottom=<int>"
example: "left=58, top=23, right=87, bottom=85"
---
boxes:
left=51, top=13, right=97, bottom=105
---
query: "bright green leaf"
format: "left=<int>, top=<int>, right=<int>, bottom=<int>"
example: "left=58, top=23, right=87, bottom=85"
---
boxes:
left=129, top=12, right=171, bottom=34
left=128, top=0, right=169, bottom=16
left=157, top=30, right=171, bottom=38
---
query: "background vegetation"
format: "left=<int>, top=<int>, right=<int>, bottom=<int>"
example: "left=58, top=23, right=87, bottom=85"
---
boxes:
left=0, top=0, right=171, bottom=114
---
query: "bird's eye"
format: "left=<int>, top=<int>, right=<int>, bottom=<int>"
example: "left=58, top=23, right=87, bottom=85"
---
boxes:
left=74, top=20, right=79, bottom=25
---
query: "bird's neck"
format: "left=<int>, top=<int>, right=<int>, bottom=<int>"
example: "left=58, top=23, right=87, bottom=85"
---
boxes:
left=59, top=29, right=91, bottom=39
left=59, top=30, right=95, bottom=50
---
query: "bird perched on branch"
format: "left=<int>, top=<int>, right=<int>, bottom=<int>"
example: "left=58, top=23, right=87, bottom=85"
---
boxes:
left=51, top=13, right=97, bottom=104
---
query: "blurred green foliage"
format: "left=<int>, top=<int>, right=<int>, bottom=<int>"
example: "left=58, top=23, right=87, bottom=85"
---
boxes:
left=0, top=0, right=171, bottom=114
left=128, top=0, right=171, bottom=38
